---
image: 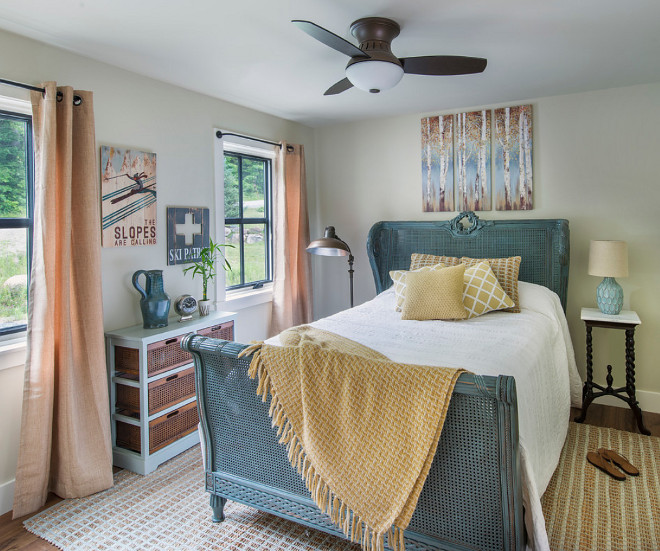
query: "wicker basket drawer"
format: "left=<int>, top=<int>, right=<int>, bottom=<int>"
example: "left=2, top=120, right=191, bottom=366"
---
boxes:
left=116, top=401, right=199, bottom=455
left=115, top=367, right=196, bottom=416
left=197, top=320, right=234, bottom=341
left=114, top=335, right=193, bottom=378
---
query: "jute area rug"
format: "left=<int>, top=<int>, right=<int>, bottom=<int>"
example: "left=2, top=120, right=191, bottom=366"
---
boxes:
left=24, top=423, right=659, bottom=551
left=541, top=422, right=660, bottom=551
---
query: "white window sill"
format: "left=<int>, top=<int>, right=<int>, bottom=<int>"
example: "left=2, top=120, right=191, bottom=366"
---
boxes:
left=220, top=284, right=273, bottom=311
left=0, top=335, right=27, bottom=371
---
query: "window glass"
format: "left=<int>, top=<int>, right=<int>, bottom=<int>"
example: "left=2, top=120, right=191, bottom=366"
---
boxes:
left=224, top=223, right=241, bottom=287
left=223, top=151, right=272, bottom=290
left=0, top=228, right=28, bottom=331
left=223, top=155, right=240, bottom=219
left=243, top=223, right=267, bottom=283
left=0, top=116, right=28, bottom=218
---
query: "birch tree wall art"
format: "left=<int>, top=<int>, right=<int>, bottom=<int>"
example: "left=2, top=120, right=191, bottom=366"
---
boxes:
left=494, top=105, right=533, bottom=210
left=455, top=110, right=491, bottom=211
left=421, top=115, right=454, bottom=212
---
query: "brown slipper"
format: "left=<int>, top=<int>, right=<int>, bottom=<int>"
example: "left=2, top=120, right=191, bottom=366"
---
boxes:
left=587, top=451, right=626, bottom=480
left=598, top=448, right=640, bottom=476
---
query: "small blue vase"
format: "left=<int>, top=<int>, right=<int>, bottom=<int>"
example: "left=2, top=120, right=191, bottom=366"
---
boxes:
left=596, top=277, right=623, bottom=315
left=132, top=270, right=170, bottom=328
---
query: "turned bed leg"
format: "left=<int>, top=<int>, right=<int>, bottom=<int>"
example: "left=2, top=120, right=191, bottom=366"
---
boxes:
left=210, top=494, right=227, bottom=522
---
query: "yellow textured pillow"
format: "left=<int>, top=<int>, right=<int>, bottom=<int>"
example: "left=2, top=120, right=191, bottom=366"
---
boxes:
left=401, top=264, right=468, bottom=321
left=389, top=263, right=446, bottom=311
left=410, top=253, right=462, bottom=270
left=461, top=256, right=522, bottom=313
left=463, top=262, right=515, bottom=318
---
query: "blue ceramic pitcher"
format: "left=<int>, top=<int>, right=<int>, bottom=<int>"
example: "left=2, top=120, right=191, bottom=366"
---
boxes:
left=132, top=269, right=170, bottom=329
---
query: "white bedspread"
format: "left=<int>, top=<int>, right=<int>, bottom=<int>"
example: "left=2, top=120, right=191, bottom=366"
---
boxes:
left=268, top=281, right=582, bottom=551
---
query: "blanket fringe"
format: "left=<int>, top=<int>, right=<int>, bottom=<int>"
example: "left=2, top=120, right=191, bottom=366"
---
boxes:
left=247, top=348, right=407, bottom=551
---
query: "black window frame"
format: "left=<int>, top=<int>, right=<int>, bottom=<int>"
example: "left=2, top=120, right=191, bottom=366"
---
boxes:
left=224, top=150, right=273, bottom=291
left=0, top=108, right=34, bottom=337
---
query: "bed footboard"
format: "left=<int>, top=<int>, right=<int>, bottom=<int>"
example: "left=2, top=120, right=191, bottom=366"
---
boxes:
left=183, top=334, right=525, bottom=551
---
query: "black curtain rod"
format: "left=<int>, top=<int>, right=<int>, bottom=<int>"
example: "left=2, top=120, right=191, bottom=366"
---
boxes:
left=216, top=130, right=295, bottom=152
left=0, top=78, right=83, bottom=105
left=216, top=130, right=281, bottom=148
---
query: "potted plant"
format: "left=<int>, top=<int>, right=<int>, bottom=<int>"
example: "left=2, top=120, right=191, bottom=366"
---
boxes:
left=183, top=238, right=232, bottom=316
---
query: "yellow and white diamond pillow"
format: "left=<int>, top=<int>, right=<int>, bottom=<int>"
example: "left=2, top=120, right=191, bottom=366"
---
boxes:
left=389, top=263, right=446, bottom=311
left=463, top=261, right=515, bottom=318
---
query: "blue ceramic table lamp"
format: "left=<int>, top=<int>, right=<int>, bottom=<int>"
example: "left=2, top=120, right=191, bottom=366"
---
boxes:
left=588, top=240, right=628, bottom=315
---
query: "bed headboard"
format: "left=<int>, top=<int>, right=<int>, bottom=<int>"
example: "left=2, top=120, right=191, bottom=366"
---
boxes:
left=366, top=211, right=570, bottom=311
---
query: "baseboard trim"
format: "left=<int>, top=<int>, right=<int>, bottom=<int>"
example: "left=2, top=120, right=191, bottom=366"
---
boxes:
left=0, top=479, right=15, bottom=516
left=594, top=388, right=660, bottom=415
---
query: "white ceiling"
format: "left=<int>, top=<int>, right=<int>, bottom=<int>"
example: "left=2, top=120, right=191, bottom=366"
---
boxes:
left=1, top=0, right=659, bottom=127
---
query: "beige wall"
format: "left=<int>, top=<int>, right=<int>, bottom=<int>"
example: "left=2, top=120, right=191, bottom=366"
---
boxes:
left=311, top=82, right=660, bottom=412
left=0, top=28, right=314, bottom=513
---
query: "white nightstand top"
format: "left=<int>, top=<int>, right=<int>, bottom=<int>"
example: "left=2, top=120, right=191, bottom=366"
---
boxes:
left=581, top=307, right=641, bottom=325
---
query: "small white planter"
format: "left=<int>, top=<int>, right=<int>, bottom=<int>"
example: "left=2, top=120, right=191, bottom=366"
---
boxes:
left=198, top=299, right=212, bottom=316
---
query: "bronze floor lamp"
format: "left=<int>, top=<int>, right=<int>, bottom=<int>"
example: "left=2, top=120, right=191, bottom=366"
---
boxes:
left=306, top=226, right=354, bottom=308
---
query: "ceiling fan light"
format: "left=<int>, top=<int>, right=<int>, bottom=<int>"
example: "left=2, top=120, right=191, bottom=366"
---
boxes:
left=345, top=60, right=404, bottom=93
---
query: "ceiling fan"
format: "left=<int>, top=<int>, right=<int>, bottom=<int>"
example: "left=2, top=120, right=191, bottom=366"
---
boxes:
left=292, top=17, right=487, bottom=96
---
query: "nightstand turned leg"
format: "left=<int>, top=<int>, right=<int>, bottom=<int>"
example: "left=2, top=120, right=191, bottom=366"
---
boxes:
left=625, top=328, right=651, bottom=436
left=575, top=324, right=594, bottom=423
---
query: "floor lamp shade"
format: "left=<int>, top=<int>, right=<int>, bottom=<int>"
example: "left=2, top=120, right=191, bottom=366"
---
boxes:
left=588, top=240, right=628, bottom=315
left=307, top=226, right=354, bottom=307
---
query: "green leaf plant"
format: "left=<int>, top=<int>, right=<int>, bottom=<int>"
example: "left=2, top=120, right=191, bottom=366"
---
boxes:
left=182, top=238, right=233, bottom=301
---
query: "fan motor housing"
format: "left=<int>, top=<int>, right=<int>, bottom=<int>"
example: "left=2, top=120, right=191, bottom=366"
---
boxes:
left=346, top=17, right=403, bottom=73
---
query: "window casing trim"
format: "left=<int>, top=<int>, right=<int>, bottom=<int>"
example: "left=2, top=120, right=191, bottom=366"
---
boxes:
left=213, top=129, right=277, bottom=305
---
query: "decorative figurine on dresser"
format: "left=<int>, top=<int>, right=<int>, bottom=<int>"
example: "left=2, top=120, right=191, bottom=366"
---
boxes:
left=106, top=311, right=235, bottom=474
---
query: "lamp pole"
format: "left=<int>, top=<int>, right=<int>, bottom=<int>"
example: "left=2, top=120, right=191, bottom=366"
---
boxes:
left=348, top=253, right=354, bottom=308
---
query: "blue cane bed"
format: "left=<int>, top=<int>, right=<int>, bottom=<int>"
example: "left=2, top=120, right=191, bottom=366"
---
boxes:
left=182, top=211, right=570, bottom=551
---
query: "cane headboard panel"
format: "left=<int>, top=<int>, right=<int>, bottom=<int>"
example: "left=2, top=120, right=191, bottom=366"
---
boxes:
left=366, top=211, right=570, bottom=311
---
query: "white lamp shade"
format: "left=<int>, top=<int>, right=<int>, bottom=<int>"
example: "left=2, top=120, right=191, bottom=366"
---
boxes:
left=588, top=240, right=628, bottom=278
left=345, top=60, right=404, bottom=92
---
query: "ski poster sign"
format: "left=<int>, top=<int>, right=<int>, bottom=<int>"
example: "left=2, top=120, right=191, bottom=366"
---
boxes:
left=101, top=146, right=157, bottom=248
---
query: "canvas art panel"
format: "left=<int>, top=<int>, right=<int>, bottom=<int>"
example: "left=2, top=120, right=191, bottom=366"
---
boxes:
left=494, top=105, right=533, bottom=210
left=421, top=115, right=454, bottom=212
left=455, top=110, right=491, bottom=211
left=101, top=147, right=157, bottom=247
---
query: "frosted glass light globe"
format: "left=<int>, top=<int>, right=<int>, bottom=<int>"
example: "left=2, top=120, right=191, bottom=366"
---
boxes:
left=345, top=60, right=404, bottom=93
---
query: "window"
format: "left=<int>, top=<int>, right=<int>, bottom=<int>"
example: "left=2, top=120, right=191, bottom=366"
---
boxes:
left=0, top=105, right=33, bottom=336
left=223, top=150, right=273, bottom=290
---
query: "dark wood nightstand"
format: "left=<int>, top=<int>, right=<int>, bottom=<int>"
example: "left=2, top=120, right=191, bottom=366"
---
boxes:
left=574, top=307, right=650, bottom=435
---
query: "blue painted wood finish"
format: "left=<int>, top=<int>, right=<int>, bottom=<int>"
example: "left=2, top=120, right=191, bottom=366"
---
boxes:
left=183, top=212, right=571, bottom=551
left=367, top=211, right=570, bottom=311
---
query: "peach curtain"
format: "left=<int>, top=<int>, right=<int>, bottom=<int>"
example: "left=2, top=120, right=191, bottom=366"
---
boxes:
left=270, top=143, right=312, bottom=336
left=12, top=83, right=113, bottom=518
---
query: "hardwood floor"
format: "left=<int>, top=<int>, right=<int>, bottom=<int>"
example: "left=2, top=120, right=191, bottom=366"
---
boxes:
left=2, top=405, right=659, bottom=550
left=570, top=403, right=660, bottom=436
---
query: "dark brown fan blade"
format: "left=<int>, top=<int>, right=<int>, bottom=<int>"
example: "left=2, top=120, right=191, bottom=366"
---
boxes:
left=292, top=20, right=369, bottom=59
left=400, top=56, right=487, bottom=75
left=324, top=78, right=354, bottom=96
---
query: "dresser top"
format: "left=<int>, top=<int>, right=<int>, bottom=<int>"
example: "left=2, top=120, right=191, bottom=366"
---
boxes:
left=105, top=311, right=235, bottom=343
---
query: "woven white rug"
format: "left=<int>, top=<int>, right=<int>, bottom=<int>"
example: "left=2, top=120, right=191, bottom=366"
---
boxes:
left=24, top=446, right=357, bottom=550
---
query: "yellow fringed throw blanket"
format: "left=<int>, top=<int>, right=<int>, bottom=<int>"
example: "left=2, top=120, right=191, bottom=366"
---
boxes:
left=241, top=326, right=464, bottom=551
